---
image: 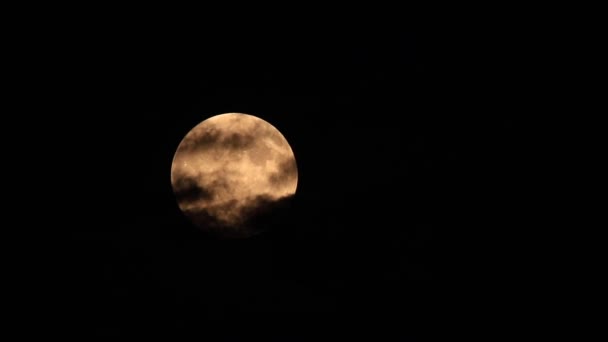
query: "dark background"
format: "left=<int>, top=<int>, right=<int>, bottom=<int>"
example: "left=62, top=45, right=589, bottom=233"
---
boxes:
left=48, top=17, right=517, bottom=340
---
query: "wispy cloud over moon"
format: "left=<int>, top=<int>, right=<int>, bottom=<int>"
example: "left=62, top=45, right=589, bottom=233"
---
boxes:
left=171, top=113, right=298, bottom=238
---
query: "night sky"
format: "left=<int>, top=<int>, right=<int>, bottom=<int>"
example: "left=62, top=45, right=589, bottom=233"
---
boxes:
left=54, top=19, right=516, bottom=340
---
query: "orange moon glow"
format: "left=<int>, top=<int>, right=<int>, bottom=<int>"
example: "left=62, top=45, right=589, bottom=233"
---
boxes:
left=171, top=113, right=298, bottom=238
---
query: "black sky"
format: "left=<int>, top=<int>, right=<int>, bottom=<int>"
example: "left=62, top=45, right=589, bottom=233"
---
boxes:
left=50, top=18, right=520, bottom=340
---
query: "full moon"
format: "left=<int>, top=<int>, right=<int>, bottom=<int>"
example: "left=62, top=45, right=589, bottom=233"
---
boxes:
left=171, top=113, right=298, bottom=238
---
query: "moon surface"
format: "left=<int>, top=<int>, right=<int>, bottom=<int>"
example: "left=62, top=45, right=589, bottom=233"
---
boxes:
left=171, top=113, right=298, bottom=238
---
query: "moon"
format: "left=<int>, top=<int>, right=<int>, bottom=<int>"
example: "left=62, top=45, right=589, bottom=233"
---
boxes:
left=170, top=113, right=298, bottom=238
